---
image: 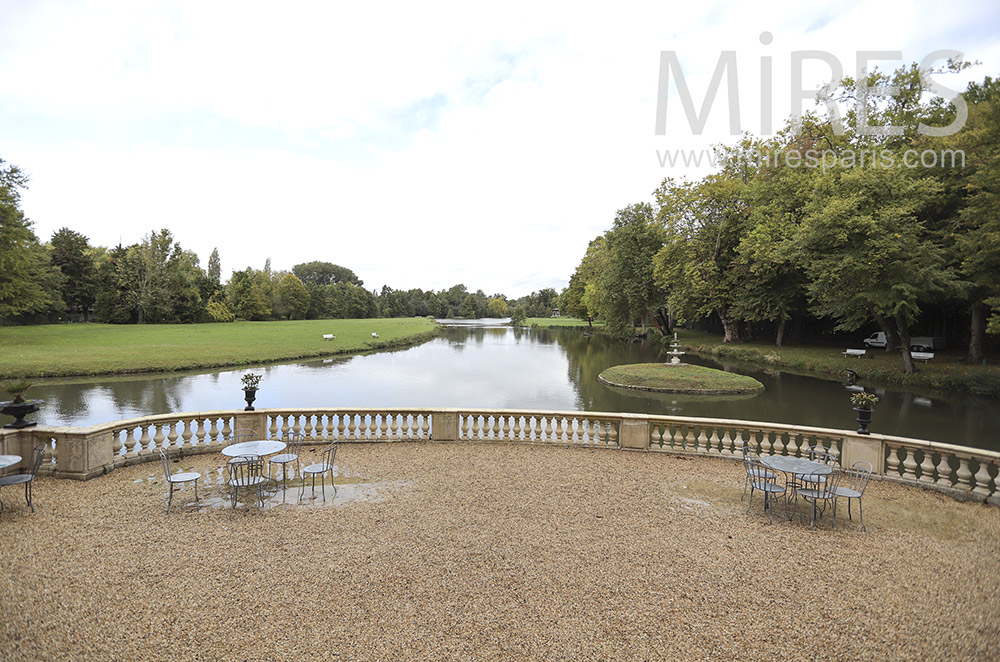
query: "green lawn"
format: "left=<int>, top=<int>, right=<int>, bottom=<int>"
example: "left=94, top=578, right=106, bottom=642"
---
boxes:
left=525, top=317, right=602, bottom=328
left=676, top=329, right=1000, bottom=397
left=598, top=362, right=764, bottom=394
left=0, top=318, right=439, bottom=378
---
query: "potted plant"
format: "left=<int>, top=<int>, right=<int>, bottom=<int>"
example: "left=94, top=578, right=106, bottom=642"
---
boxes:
left=1, top=379, right=42, bottom=429
left=850, top=391, right=879, bottom=435
left=241, top=373, right=262, bottom=411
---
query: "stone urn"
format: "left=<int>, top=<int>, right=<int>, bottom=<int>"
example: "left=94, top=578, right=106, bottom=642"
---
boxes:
left=1, top=399, right=43, bottom=429
left=243, top=388, right=258, bottom=411
left=853, top=407, right=873, bottom=435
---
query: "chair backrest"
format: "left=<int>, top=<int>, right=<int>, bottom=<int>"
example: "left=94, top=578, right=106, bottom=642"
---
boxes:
left=843, top=462, right=873, bottom=494
left=228, top=455, right=264, bottom=485
left=745, top=456, right=772, bottom=487
left=27, top=443, right=46, bottom=477
left=816, top=469, right=842, bottom=498
left=229, top=430, right=256, bottom=446
left=285, top=434, right=304, bottom=457
left=159, top=449, right=172, bottom=478
left=320, top=441, right=338, bottom=468
left=808, top=446, right=838, bottom=466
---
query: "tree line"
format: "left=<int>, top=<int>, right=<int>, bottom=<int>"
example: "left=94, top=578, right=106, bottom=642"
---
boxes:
left=563, top=61, right=1000, bottom=373
left=0, top=177, right=561, bottom=326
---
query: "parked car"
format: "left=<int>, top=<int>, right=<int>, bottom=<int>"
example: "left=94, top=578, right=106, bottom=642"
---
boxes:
left=862, top=332, right=946, bottom=351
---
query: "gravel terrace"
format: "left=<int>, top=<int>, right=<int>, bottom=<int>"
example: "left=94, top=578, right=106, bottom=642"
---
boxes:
left=1, top=442, right=998, bottom=661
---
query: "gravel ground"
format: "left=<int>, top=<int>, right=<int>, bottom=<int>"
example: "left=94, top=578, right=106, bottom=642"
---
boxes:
left=1, top=442, right=998, bottom=661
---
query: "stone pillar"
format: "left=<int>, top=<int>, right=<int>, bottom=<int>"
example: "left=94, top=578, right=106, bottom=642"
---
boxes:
left=619, top=418, right=649, bottom=451
left=431, top=411, right=459, bottom=442
left=841, top=433, right=884, bottom=474
left=233, top=412, right=268, bottom=439
left=53, top=428, right=115, bottom=480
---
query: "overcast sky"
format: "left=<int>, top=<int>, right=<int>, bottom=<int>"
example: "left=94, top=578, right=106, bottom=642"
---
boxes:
left=2, top=1, right=998, bottom=298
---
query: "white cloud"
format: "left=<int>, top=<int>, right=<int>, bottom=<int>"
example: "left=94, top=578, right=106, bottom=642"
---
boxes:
left=2, top=0, right=998, bottom=297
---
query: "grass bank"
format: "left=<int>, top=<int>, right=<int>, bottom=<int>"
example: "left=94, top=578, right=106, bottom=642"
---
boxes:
left=676, top=329, right=1000, bottom=398
left=0, top=318, right=439, bottom=379
left=525, top=317, right=602, bottom=329
left=598, top=363, right=764, bottom=394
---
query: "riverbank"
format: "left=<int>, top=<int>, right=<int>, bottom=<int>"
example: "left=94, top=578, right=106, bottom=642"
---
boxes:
left=676, top=330, right=1000, bottom=398
left=0, top=318, right=439, bottom=378
left=525, top=317, right=601, bottom=329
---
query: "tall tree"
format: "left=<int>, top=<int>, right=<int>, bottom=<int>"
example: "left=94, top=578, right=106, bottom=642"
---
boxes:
left=0, top=159, right=63, bottom=320
left=49, top=228, right=97, bottom=319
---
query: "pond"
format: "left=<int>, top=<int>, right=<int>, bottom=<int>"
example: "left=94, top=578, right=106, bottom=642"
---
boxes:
left=11, top=321, right=1000, bottom=452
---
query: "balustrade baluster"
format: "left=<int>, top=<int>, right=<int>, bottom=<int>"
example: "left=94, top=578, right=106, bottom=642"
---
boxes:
left=935, top=454, right=953, bottom=487
left=972, top=461, right=994, bottom=498
left=167, top=422, right=179, bottom=450
left=955, top=458, right=974, bottom=492
left=180, top=419, right=193, bottom=449
left=885, top=446, right=901, bottom=477
left=208, top=418, right=220, bottom=443
left=919, top=451, right=936, bottom=484
left=607, top=422, right=618, bottom=447
left=901, top=448, right=919, bottom=480
left=221, top=418, right=233, bottom=440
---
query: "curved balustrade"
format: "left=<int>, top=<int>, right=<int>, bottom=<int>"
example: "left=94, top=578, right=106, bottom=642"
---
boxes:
left=0, top=408, right=996, bottom=505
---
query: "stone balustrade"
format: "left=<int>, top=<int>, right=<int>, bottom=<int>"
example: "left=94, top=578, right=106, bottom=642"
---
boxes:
left=1, top=408, right=997, bottom=505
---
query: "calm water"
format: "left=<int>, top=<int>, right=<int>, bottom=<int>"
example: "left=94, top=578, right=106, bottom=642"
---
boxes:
left=10, top=322, right=1000, bottom=451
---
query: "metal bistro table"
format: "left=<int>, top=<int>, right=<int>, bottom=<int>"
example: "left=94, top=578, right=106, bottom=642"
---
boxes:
left=0, top=455, right=22, bottom=470
left=221, top=440, right=286, bottom=459
left=759, top=455, right=834, bottom=520
left=221, top=440, right=287, bottom=498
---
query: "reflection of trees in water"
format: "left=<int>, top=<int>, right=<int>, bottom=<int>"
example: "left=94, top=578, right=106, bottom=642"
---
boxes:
left=557, top=330, right=667, bottom=412
left=36, top=377, right=194, bottom=423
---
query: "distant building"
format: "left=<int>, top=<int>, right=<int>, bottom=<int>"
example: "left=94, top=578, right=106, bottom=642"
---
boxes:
left=551, top=308, right=561, bottom=317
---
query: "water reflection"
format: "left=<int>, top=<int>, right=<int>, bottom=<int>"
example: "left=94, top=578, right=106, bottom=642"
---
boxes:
left=9, top=325, right=1000, bottom=451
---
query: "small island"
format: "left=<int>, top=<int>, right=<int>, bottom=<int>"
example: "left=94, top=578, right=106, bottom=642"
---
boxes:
left=598, top=363, right=765, bottom=395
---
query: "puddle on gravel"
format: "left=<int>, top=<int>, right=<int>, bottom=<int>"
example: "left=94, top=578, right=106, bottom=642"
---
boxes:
left=136, top=464, right=406, bottom=511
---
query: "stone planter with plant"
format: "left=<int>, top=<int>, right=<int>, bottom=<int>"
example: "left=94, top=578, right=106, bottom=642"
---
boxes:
left=241, top=373, right=262, bottom=411
left=850, top=391, right=879, bottom=435
left=1, top=380, right=43, bottom=429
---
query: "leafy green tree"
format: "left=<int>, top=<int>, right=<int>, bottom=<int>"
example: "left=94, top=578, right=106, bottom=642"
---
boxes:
left=293, top=261, right=363, bottom=287
left=275, top=273, right=311, bottom=320
left=0, top=160, right=63, bottom=320
left=487, top=296, right=509, bottom=317
left=509, top=305, right=527, bottom=326
left=49, top=228, right=97, bottom=319
left=654, top=177, right=746, bottom=342
left=227, top=268, right=272, bottom=320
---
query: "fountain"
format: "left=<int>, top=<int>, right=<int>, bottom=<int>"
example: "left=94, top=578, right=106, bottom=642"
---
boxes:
left=666, top=332, right=685, bottom=365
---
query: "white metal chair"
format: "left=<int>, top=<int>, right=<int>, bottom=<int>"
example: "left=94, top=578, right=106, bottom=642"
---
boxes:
left=744, top=455, right=786, bottom=524
left=0, top=443, right=46, bottom=513
left=741, top=441, right=776, bottom=501
left=269, top=434, right=303, bottom=491
left=227, top=455, right=266, bottom=516
left=798, top=469, right=842, bottom=529
left=158, top=449, right=201, bottom=513
left=830, top=461, right=873, bottom=531
left=300, top=442, right=338, bottom=503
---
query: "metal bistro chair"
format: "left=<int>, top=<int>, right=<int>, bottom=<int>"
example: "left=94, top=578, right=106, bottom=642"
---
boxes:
left=159, top=449, right=202, bottom=513
left=830, top=461, right=873, bottom=531
left=227, top=455, right=267, bottom=516
left=269, top=434, right=303, bottom=492
left=300, top=442, right=338, bottom=503
left=741, top=441, right=776, bottom=502
left=798, top=469, right=842, bottom=530
left=744, top=455, right=786, bottom=524
left=0, top=443, right=46, bottom=513
left=793, top=446, right=838, bottom=489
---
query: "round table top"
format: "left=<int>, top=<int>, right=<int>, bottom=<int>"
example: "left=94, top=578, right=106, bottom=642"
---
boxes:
left=760, top=455, right=834, bottom=475
left=0, top=454, right=21, bottom=469
left=221, top=440, right=286, bottom=458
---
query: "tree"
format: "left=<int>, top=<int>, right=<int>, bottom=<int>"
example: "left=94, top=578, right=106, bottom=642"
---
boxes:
left=599, top=203, right=666, bottom=336
left=227, top=268, right=271, bottom=320
left=487, top=296, right=509, bottom=317
left=292, top=261, right=363, bottom=287
left=275, top=273, right=310, bottom=320
left=49, top=228, right=97, bottom=319
left=207, top=248, right=222, bottom=290
left=653, top=176, right=747, bottom=342
left=0, top=159, right=63, bottom=320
